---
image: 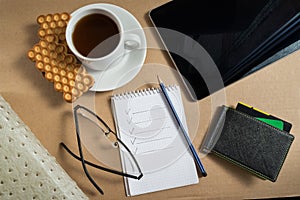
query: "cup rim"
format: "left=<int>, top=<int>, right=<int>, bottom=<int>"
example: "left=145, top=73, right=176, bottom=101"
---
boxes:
left=65, top=6, right=124, bottom=61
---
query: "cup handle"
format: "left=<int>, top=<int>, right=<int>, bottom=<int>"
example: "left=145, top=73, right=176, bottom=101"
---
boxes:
left=124, top=33, right=141, bottom=50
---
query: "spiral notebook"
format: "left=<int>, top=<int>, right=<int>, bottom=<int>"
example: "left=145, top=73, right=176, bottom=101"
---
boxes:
left=111, top=85, right=198, bottom=196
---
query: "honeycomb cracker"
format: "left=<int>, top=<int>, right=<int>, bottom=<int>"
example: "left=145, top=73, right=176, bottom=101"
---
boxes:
left=27, top=50, right=35, bottom=61
left=63, top=92, right=74, bottom=103
left=27, top=12, right=94, bottom=103
left=37, top=15, right=46, bottom=24
left=53, top=13, right=60, bottom=21
left=60, top=12, right=70, bottom=21
left=54, top=82, right=63, bottom=92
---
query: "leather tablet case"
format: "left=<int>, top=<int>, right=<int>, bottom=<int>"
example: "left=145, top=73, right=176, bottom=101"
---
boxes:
left=211, top=106, right=294, bottom=182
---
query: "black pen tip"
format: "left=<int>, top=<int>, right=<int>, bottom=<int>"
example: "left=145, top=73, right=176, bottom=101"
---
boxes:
left=202, top=172, right=207, bottom=177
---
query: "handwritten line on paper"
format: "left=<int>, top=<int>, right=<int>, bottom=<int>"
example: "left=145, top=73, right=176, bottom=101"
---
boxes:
left=133, top=117, right=168, bottom=125
left=136, top=136, right=172, bottom=145
left=133, top=126, right=171, bottom=135
left=131, top=107, right=166, bottom=115
left=136, top=145, right=175, bottom=156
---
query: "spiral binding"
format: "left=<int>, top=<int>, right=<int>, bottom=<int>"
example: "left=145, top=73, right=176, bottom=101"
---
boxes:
left=112, top=85, right=178, bottom=100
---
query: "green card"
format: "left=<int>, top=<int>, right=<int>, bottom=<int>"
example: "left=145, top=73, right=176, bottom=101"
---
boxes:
left=256, top=117, right=284, bottom=130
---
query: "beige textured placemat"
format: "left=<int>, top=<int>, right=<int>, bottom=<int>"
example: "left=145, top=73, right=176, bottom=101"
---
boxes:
left=0, top=95, right=88, bottom=200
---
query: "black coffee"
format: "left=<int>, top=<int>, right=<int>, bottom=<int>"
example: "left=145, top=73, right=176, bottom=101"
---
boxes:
left=72, top=13, right=120, bottom=58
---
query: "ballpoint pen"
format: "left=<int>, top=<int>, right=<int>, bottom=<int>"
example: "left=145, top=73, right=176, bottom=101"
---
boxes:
left=157, top=76, right=207, bottom=177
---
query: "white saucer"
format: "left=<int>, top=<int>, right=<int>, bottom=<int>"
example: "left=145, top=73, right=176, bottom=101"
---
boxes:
left=71, top=4, right=147, bottom=91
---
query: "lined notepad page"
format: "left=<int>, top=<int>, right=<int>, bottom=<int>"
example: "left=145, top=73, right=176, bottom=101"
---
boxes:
left=111, top=85, right=198, bottom=196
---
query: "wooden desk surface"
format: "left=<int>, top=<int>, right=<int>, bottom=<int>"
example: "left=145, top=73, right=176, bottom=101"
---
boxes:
left=1, top=0, right=299, bottom=199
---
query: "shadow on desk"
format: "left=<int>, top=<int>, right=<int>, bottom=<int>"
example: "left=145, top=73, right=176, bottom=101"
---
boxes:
left=209, top=154, right=257, bottom=186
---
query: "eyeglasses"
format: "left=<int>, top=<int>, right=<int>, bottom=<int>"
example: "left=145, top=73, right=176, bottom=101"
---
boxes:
left=60, top=105, right=143, bottom=195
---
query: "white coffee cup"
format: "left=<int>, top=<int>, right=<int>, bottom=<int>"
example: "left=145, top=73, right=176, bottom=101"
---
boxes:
left=66, top=4, right=141, bottom=71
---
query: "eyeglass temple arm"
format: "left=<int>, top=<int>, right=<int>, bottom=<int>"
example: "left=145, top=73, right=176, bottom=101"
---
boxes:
left=60, top=142, right=143, bottom=180
left=74, top=105, right=112, bottom=133
left=73, top=111, right=105, bottom=195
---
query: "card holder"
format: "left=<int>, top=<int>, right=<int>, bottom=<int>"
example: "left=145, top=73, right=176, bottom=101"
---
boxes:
left=204, top=106, right=294, bottom=182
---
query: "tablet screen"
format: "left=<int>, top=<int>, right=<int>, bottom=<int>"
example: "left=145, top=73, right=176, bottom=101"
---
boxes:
left=149, top=0, right=300, bottom=100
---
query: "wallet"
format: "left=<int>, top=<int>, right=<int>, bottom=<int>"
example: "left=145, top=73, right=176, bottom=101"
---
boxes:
left=203, top=106, right=295, bottom=182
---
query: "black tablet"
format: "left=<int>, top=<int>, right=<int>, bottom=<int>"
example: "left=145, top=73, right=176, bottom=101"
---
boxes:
left=149, top=0, right=300, bottom=100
